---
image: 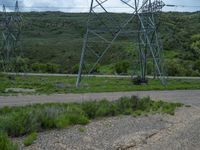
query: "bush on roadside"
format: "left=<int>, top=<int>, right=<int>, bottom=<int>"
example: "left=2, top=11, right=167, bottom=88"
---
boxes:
left=96, top=100, right=117, bottom=117
left=23, top=132, right=37, bottom=147
left=0, top=97, right=183, bottom=139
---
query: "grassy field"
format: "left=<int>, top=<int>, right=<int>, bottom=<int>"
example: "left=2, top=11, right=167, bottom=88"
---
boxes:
left=0, top=74, right=200, bottom=95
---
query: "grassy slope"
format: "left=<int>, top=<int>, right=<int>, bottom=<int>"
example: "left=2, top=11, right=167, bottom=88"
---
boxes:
left=1, top=12, right=199, bottom=75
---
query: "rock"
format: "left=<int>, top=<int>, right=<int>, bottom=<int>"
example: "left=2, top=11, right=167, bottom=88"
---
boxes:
left=5, top=88, right=36, bottom=93
left=83, top=136, right=93, bottom=143
left=112, top=131, right=158, bottom=150
left=55, top=82, right=66, bottom=89
left=54, top=142, right=67, bottom=149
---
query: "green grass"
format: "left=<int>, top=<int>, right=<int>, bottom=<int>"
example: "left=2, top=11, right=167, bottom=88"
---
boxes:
left=0, top=132, right=18, bottom=150
left=0, top=96, right=183, bottom=138
left=23, top=132, right=38, bottom=147
left=0, top=75, right=200, bottom=95
left=78, top=128, right=86, bottom=133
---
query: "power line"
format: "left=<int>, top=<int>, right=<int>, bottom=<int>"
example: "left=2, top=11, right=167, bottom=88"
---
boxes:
left=0, top=4, right=199, bottom=10
left=165, top=4, right=200, bottom=8
left=1, top=5, right=136, bottom=9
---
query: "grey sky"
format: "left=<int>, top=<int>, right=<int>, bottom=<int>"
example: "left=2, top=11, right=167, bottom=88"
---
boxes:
left=0, top=0, right=199, bottom=12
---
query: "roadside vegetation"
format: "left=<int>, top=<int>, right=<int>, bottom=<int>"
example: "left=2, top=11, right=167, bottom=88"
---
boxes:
left=0, top=74, right=200, bottom=95
left=0, top=96, right=183, bottom=150
left=0, top=96, right=183, bottom=149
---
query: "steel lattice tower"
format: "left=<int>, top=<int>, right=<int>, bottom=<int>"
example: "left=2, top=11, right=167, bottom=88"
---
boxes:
left=76, top=0, right=166, bottom=87
left=0, top=0, right=23, bottom=72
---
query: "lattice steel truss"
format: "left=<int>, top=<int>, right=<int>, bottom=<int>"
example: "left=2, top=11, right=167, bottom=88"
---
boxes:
left=76, top=0, right=166, bottom=87
left=0, top=0, right=23, bottom=72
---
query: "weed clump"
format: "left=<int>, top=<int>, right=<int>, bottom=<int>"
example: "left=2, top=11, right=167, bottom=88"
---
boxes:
left=0, top=132, right=18, bottom=150
left=23, top=132, right=37, bottom=147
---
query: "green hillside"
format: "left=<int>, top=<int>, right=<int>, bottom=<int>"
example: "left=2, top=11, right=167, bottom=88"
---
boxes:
left=0, top=11, right=200, bottom=76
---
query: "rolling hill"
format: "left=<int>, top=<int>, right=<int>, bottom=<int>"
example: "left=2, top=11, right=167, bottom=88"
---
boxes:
left=0, top=11, right=200, bottom=76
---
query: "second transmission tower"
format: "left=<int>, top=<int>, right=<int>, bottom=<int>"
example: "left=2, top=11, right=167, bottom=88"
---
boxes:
left=76, top=0, right=166, bottom=87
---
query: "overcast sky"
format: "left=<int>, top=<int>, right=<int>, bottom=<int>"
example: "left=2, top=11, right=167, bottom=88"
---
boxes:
left=0, top=0, right=199, bottom=12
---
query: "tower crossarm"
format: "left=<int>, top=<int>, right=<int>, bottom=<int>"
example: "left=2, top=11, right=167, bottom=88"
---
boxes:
left=142, top=0, right=165, bottom=13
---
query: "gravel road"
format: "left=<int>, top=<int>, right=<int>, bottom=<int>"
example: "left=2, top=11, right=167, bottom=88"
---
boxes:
left=1, top=90, right=200, bottom=107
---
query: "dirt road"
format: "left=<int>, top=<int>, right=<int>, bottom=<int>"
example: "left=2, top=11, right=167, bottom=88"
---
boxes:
left=1, top=90, right=200, bottom=107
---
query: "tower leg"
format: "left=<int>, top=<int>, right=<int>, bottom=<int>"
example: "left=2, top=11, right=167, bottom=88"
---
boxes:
left=76, top=31, right=89, bottom=87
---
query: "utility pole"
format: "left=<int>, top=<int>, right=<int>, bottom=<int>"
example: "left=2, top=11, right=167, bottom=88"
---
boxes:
left=76, top=0, right=166, bottom=87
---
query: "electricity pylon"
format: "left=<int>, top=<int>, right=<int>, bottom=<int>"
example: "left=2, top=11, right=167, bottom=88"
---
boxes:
left=0, top=0, right=23, bottom=72
left=76, top=0, right=166, bottom=87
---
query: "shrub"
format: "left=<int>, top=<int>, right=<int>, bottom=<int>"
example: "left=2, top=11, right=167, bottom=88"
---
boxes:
left=137, top=97, right=151, bottom=111
left=161, top=103, right=176, bottom=115
left=114, top=61, right=130, bottom=74
left=81, top=101, right=98, bottom=119
left=165, top=60, right=189, bottom=76
left=37, top=107, right=61, bottom=129
left=132, top=110, right=143, bottom=117
left=31, top=63, right=61, bottom=73
left=132, top=76, right=148, bottom=85
left=96, top=100, right=117, bottom=117
left=23, top=132, right=38, bottom=147
left=0, top=111, right=39, bottom=137
left=161, top=102, right=182, bottom=115
left=0, top=132, right=18, bottom=150
left=115, top=96, right=138, bottom=114
left=193, top=60, right=200, bottom=72
left=55, top=115, right=71, bottom=128
left=67, top=113, right=89, bottom=125
left=71, top=64, right=79, bottom=74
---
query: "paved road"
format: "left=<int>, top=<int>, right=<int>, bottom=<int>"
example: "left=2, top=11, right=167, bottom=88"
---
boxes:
left=4, top=72, right=200, bottom=80
left=1, top=90, right=200, bottom=107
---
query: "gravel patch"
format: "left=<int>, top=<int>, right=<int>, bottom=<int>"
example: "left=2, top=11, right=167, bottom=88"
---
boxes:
left=139, top=106, right=200, bottom=150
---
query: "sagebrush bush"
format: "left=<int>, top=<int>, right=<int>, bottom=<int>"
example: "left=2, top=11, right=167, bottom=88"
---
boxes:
left=0, top=111, right=38, bottom=137
left=115, top=96, right=139, bottom=114
left=96, top=100, right=117, bottom=117
left=82, top=101, right=98, bottom=119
